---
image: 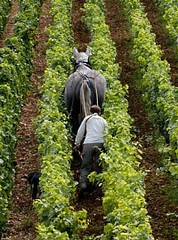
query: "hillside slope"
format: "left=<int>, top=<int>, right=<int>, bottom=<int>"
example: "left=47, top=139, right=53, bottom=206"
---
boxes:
left=1, top=0, right=177, bottom=239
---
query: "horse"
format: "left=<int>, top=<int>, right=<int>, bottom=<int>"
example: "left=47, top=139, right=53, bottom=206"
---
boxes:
left=64, top=46, right=106, bottom=134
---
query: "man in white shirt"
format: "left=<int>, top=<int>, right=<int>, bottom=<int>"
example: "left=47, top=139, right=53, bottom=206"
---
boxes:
left=74, top=105, right=107, bottom=193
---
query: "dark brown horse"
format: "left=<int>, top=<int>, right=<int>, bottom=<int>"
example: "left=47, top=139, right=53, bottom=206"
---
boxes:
left=64, top=47, right=106, bottom=133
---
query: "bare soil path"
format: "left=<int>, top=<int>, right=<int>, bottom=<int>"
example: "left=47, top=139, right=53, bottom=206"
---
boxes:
left=1, top=0, right=51, bottom=239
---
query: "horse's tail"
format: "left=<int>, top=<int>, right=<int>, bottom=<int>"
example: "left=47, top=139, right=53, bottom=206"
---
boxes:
left=80, top=81, right=91, bottom=117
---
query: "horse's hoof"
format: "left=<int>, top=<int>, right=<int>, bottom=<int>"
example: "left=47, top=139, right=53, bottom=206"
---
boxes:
left=77, top=182, right=88, bottom=200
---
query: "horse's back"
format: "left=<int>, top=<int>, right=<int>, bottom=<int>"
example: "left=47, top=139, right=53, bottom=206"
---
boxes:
left=65, top=72, right=81, bottom=98
left=64, top=68, right=106, bottom=112
left=89, top=69, right=106, bottom=97
left=65, top=69, right=105, bottom=90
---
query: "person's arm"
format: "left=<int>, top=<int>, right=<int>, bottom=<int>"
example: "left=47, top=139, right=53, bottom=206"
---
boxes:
left=74, top=117, right=87, bottom=147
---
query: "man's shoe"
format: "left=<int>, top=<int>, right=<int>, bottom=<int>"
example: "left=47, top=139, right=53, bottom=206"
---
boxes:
left=78, top=183, right=87, bottom=200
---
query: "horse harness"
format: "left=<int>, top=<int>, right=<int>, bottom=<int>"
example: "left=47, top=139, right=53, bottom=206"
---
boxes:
left=74, top=61, right=92, bottom=72
left=69, top=62, right=100, bottom=116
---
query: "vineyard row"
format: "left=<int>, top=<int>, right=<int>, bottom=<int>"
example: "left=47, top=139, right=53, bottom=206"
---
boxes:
left=154, top=0, right=178, bottom=51
left=0, top=0, right=177, bottom=238
left=119, top=0, right=178, bottom=177
left=0, top=0, right=11, bottom=34
left=0, top=0, right=44, bottom=234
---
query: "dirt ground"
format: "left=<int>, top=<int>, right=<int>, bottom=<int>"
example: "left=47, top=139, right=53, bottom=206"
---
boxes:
left=1, top=0, right=178, bottom=239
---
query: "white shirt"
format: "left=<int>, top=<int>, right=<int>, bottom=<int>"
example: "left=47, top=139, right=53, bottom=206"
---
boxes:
left=75, top=113, right=107, bottom=146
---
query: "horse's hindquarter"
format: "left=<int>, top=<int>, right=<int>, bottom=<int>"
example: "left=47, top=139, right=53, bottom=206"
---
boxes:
left=64, top=68, right=106, bottom=110
left=65, top=73, right=81, bottom=97
left=90, top=70, right=106, bottom=97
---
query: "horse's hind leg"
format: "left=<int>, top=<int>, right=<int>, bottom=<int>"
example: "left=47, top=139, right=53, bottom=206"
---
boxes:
left=70, top=114, right=79, bottom=135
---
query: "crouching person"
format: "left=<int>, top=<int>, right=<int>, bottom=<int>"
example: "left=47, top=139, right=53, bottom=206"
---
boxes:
left=74, top=105, right=107, bottom=195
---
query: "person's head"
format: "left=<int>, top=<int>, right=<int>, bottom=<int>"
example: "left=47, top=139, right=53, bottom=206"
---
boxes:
left=90, top=105, right=101, bottom=115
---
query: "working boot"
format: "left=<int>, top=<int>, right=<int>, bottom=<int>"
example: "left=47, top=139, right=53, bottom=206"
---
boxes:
left=78, top=182, right=87, bottom=200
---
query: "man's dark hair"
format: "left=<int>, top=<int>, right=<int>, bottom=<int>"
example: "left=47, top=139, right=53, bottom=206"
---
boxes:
left=90, top=105, right=101, bottom=114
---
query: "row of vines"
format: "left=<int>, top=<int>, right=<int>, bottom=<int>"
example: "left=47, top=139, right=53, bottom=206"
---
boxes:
left=83, top=1, right=154, bottom=239
left=0, top=0, right=11, bottom=34
left=0, top=0, right=43, bottom=234
left=34, top=0, right=87, bottom=238
left=34, top=0, right=154, bottom=239
left=154, top=0, right=178, bottom=51
left=119, top=0, right=178, bottom=178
